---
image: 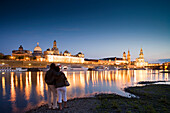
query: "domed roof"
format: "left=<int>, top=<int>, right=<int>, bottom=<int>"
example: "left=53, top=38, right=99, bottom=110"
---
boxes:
left=34, top=42, right=42, bottom=52
left=78, top=52, right=83, bottom=54
left=64, top=50, right=70, bottom=53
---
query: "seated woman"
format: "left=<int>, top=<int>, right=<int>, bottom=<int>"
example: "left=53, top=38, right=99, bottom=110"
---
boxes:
left=54, top=66, right=68, bottom=110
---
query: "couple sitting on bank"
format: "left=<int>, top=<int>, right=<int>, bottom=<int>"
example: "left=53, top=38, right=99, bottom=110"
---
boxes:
left=45, top=63, right=69, bottom=110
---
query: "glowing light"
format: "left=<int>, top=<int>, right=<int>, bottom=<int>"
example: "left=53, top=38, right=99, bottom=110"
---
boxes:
left=10, top=56, right=15, bottom=60
left=15, top=75, right=18, bottom=87
left=39, top=71, right=44, bottom=97
left=25, top=57, right=30, bottom=61
left=20, top=73, right=23, bottom=91
left=2, top=77, right=6, bottom=96
left=10, top=72, right=16, bottom=102
left=25, top=72, right=31, bottom=100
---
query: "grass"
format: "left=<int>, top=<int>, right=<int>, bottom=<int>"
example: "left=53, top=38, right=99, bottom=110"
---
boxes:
left=95, top=84, right=170, bottom=113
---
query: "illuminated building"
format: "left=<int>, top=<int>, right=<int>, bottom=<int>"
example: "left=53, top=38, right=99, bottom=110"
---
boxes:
left=44, top=40, right=59, bottom=55
left=32, top=42, right=43, bottom=57
left=44, top=40, right=85, bottom=63
left=135, top=48, right=148, bottom=68
left=127, top=50, right=131, bottom=64
left=63, top=50, right=71, bottom=56
left=123, top=52, right=126, bottom=60
left=12, top=45, right=32, bottom=59
left=163, top=62, right=170, bottom=70
left=76, top=52, right=84, bottom=58
left=101, top=57, right=128, bottom=65
left=100, top=51, right=130, bottom=65
left=45, top=55, right=84, bottom=63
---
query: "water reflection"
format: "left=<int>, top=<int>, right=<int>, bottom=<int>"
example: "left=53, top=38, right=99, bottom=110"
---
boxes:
left=25, top=72, right=32, bottom=100
left=2, top=76, right=6, bottom=97
left=10, top=72, right=16, bottom=102
left=0, top=70, right=169, bottom=113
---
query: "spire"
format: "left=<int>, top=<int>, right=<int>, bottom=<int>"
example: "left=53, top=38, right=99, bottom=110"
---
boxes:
left=139, top=48, right=144, bottom=59
left=123, top=51, right=126, bottom=60
left=127, top=50, right=131, bottom=63
left=53, top=40, right=57, bottom=48
left=140, top=48, right=143, bottom=55
left=128, top=50, right=130, bottom=55
left=37, top=42, right=39, bottom=46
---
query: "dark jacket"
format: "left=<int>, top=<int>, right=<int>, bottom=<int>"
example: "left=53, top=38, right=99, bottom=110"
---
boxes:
left=54, top=71, right=67, bottom=88
left=45, top=69, right=61, bottom=85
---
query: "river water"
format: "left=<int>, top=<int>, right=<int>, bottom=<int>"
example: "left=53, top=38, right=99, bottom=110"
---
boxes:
left=0, top=70, right=169, bottom=113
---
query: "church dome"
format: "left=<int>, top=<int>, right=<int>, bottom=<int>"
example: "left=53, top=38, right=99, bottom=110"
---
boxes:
left=64, top=50, right=70, bottom=54
left=34, top=42, right=42, bottom=52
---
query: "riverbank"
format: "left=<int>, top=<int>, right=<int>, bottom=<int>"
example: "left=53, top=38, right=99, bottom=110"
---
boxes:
left=26, top=84, right=170, bottom=113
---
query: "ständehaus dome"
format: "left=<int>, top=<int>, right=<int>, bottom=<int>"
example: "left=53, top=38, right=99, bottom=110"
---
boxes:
left=34, top=42, right=42, bottom=52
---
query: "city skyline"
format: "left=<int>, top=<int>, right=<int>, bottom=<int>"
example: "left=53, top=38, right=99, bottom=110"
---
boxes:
left=0, top=0, right=170, bottom=62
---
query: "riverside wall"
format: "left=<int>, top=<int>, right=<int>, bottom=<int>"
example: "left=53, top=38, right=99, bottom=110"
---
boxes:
left=0, top=60, right=47, bottom=68
left=0, top=60, right=112, bottom=69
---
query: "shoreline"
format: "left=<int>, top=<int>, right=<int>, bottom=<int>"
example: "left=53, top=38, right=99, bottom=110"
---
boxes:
left=26, top=83, right=170, bottom=113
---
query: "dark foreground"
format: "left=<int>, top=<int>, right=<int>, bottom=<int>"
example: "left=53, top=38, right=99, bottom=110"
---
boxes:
left=26, top=84, right=170, bottom=113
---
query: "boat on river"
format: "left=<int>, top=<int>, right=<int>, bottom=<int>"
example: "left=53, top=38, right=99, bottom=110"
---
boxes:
left=15, top=68, right=27, bottom=72
left=61, top=65, right=88, bottom=71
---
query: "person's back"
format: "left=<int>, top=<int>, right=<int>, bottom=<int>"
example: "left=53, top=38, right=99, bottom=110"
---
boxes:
left=45, top=69, right=55, bottom=85
left=54, top=71, right=66, bottom=88
left=45, top=63, right=58, bottom=109
left=55, top=66, right=68, bottom=110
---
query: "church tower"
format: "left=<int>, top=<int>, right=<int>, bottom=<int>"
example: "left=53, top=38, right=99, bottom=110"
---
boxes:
left=123, top=52, right=126, bottom=60
left=139, top=48, right=144, bottom=59
left=53, top=40, right=57, bottom=49
left=127, top=50, right=131, bottom=63
left=51, top=40, right=59, bottom=54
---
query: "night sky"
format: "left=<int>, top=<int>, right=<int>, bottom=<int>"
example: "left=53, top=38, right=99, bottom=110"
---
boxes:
left=0, top=0, right=170, bottom=62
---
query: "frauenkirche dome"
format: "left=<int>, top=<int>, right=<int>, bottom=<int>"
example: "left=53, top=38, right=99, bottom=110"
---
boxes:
left=34, top=42, right=42, bottom=52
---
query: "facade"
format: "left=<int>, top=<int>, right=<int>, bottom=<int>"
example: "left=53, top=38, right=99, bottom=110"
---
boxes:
left=45, top=55, right=84, bottom=63
left=101, top=57, right=128, bottom=65
left=101, top=50, right=131, bottom=65
left=135, top=48, right=148, bottom=68
left=163, top=62, right=170, bottom=70
left=12, top=45, right=32, bottom=59
left=44, top=40, right=85, bottom=63
left=44, top=40, right=59, bottom=55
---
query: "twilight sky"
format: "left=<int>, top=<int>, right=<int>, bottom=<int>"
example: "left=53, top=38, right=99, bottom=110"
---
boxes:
left=0, top=0, right=170, bottom=62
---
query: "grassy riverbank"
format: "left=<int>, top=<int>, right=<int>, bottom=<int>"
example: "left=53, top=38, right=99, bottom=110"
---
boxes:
left=27, top=84, right=170, bottom=113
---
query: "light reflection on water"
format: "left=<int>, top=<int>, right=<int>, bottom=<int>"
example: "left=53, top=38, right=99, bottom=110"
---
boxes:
left=0, top=70, right=169, bottom=113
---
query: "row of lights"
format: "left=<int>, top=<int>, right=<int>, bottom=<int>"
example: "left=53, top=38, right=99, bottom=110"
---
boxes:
left=1, top=63, right=31, bottom=66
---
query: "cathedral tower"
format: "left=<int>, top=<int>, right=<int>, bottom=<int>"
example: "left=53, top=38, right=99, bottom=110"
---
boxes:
left=139, top=48, right=144, bottom=59
left=51, top=40, right=59, bottom=54
left=53, top=40, right=57, bottom=49
left=127, top=50, right=131, bottom=63
left=123, top=52, right=126, bottom=60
